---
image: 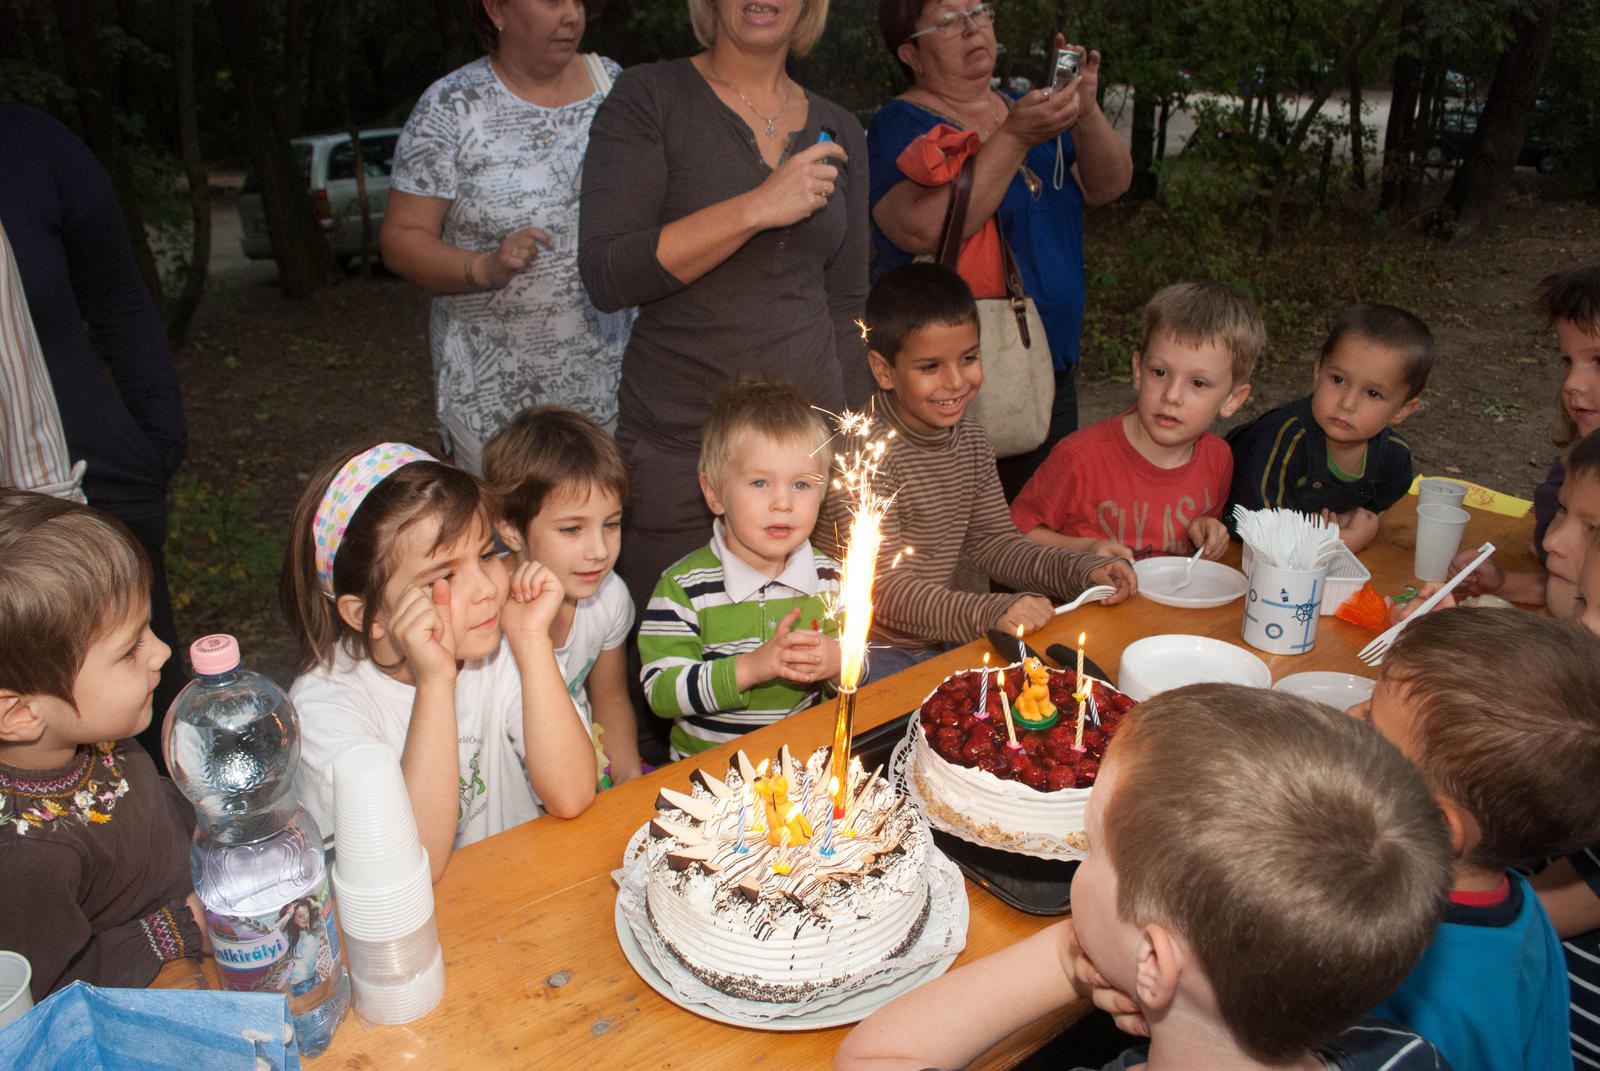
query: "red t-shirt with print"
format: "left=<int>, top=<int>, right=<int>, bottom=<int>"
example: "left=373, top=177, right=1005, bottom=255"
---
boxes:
left=1010, top=411, right=1233, bottom=556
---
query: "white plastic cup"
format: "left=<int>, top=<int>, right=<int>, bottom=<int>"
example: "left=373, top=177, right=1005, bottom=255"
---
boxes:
left=1417, top=478, right=1469, bottom=510
left=351, top=945, right=446, bottom=1025
left=0, top=952, right=32, bottom=1030
left=332, top=853, right=435, bottom=941
left=1415, top=503, right=1471, bottom=582
left=1242, top=561, right=1328, bottom=655
left=332, top=743, right=425, bottom=886
left=344, top=916, right=441, bottom=985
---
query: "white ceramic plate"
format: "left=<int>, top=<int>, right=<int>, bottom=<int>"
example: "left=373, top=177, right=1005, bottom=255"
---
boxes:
left=614, top=899, right=955, bottom=1031
left=1133, top=558, right=1249, bottom=609
left=1273, top=671, right=1375, bottom=710
left=1117, top=634, right=1272, bottom=701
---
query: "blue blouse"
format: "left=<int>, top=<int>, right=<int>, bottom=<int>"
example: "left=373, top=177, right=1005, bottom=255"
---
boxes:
left=866, top=97, right=1086, bottom=371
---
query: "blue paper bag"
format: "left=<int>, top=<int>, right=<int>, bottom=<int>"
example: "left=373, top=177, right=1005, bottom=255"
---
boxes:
left=0, top=981, right=301, bottom=1071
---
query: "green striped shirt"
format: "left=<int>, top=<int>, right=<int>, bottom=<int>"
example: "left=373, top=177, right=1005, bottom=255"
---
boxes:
left=638, top=527, right=841, bottom=757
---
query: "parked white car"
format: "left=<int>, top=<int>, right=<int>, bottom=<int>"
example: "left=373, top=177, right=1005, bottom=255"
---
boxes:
left=238, top=128, right=401, bottom=267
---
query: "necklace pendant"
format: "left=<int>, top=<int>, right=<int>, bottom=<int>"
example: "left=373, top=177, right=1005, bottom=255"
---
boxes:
left=764, top=120, right=777, bottom=138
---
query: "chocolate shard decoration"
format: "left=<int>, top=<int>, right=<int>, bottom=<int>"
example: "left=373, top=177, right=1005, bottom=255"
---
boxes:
left=737, top=875, right=763, bottom=901
left=656, top=786, right=715, bottom=824
left=649, top=817, right=703, bottom=844
left=690, top=767, right=732, bottom=799
left=666, top=843, right=720, bottom=872
left=734, top=749, right=757, bottom=788
left=779, top=744, right=797, bottom=784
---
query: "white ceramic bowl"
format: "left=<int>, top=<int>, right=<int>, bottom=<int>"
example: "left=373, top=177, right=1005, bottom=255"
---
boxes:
left=1116, top=634, right=1272, bottom=701
left=1272, top=671, right=1375, bottom=710
left=1134, top=558, right=1249, bottom=609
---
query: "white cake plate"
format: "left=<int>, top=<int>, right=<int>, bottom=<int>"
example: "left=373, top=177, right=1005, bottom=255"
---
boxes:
left=614, top=900, right=955, bottom=1031
left=1133, top=557, right=1249, bottom=609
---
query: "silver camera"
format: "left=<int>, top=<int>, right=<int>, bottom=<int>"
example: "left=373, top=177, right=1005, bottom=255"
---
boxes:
left=1048, top=48, right=1080, bottom=93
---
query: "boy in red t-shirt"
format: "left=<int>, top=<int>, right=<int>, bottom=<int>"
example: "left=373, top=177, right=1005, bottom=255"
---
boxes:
left=1011, top=281, right=1264, bottom=560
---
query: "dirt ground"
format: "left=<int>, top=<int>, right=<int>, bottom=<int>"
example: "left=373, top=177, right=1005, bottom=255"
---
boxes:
left=171, top=180, right=1600, bottom=686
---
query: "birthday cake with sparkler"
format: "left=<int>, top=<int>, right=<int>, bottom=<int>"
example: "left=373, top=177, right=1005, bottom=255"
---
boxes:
left=641, top=745, right=931, bottom=1002
left=910, top=659, right=1134, bottom=853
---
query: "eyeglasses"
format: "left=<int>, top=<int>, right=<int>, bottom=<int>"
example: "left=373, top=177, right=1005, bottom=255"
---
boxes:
left=907, top=3, right=995, bottom=40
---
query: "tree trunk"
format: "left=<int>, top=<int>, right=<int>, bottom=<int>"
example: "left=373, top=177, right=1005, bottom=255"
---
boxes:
left=167, top=0, right=211, bottom=345
left=1348, top=60, right=1366, bottom=189
left=430, top=0, right=470, bottom=69
left=55, top=0, right=164, bottom=304
left=340, top=0, right=375, bottom=277
left=1129, top=85, right=1159, bottom=200
left=1155, top=98, right=1170, bottom=161
left=1445, top=0, right=1561, bottom=237
left=283, top=0, right=305, bottom=136
left=213, top=0, right=329, bottom=298
left=1259, top=0, right=1400, bottom=249
left=1379, top=2, right=1422, bottom=209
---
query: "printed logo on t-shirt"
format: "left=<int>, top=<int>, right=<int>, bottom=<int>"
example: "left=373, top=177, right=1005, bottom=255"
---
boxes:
left=1095, top=491, right=1214, bottom=555
left=457, top=749, right=486, bottom=832
left=566, top=656, right=596, bottom=697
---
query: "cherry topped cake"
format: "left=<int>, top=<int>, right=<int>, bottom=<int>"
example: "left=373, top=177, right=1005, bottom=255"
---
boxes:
left=909, top=657, right=1135, bottom=853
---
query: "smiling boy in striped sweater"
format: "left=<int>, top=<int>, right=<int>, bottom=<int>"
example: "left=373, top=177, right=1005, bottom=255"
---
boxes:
left=639, top=377, right=842, bottom=760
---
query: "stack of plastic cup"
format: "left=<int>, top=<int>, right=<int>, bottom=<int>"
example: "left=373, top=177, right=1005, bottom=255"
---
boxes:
left=330, top=743, right=446, bottom=1025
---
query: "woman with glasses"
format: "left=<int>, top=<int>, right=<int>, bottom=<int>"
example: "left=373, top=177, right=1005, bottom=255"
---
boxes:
left=869, top=0, right=1132, bottom=497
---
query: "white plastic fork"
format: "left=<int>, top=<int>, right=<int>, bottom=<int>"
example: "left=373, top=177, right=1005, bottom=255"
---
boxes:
left=1356, top=542, right=1496, bottom=666
left=1170, top=545, right=1206, bottom=592
left=1054, top=585, right=1117, bottom=615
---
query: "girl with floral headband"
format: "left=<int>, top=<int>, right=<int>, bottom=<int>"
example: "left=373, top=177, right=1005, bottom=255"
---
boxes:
left=281, top=443, right=595, bottom=882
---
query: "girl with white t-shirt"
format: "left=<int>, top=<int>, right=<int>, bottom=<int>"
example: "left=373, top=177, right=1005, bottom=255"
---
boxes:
left=281, top=443, right=595, bottom=882
left=483, top=406, right=642, bottom=787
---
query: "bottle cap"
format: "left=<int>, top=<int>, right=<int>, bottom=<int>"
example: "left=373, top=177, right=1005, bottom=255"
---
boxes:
left=190, top=634, right=241, bottom=676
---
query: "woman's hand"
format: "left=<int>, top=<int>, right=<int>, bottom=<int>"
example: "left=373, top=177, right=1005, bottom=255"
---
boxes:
left=388, top=580, right=459, bottom=686
left=476, top=226, right=554, bottom=290
left=745, top=140, right=848, bottom=230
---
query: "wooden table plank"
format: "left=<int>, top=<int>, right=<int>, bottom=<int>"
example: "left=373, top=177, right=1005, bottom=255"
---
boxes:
left=156, top=496, right=1536, bottom=1068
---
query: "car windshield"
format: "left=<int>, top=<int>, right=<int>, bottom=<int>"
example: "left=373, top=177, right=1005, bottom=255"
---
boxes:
left=327, top=135, right=398, bottom=181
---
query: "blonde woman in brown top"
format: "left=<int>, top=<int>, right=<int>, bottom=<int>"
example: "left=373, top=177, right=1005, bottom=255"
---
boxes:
left=578, top=0, right=871, bottom=618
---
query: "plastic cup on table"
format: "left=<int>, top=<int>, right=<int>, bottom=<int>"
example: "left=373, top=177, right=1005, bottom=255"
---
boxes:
left=332, top=743, right=425, bottom=888
left=1417, top=478, right=1468, bottom=510
left=1414, top=503, right=1471, bottom=582
left=331, top=852, right=435, bottom=940
left=0, top=952, right=33, bottom=1029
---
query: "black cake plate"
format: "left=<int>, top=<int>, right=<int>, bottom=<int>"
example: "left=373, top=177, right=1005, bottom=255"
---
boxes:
left=849, top=648, right=1113, bottom=917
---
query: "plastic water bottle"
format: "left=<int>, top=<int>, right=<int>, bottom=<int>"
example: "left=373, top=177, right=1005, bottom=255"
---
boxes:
left=165, top=635, right=351, bottom=1057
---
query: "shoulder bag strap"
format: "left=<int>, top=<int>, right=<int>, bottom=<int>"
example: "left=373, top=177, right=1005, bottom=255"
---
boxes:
left=935, top=153, right=975, bottom=271
left=583, top=53, right=613, bottom=97
left=998, top=222, right=1031, bottom=348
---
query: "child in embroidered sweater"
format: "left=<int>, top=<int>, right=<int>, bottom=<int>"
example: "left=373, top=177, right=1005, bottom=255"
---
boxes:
left=282, top=444, right=596, bottom=883
left=1012, top=281, right=1262, bottom=561
left=0, top=489, right=205, bottom=1001
left=484, top=406, right=642, bottom=787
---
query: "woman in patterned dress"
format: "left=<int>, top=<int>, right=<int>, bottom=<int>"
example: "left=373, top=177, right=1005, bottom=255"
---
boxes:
left=380, top=0, right=633, bottom=474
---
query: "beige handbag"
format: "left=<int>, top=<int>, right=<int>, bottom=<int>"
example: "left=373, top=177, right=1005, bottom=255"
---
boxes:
left=936, top=154, right=1054, bottom=458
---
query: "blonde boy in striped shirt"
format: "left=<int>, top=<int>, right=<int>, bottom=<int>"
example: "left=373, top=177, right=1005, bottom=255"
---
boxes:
left=639, top=377, right=843, bottom=759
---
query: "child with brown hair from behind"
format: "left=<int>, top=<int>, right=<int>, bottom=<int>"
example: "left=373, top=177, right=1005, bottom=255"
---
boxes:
left=0, top=489, right=206, bottom=1001
left=835, top=683, right=1454, bottom=1071
left=483, top=405, right=643, bottom=786
left=1351, top=608, right=1600, bottom=1071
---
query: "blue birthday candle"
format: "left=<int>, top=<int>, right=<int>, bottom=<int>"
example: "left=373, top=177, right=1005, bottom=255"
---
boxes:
left=735, top=799, right=748, bottom=853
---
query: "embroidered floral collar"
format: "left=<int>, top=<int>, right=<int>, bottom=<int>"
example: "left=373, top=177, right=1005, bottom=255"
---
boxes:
left=0, top=742, right=131, bottom=834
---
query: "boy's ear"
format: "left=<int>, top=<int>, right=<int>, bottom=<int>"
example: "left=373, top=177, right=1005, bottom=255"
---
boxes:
left=1132, top=922, right=1184, bottom=1016
left=495, top=522, right=524, bottom=554
left=866, top=348, right=897, bottom=392
left=335, top=594, right=371, bottom=638
left=1390, top=396, right=1422, bottom=426
left=1128, top=350, right=1144, bottom=390
left=698, top=472, right=726, bottom=517
left=1219, top=381, right=1251, bottom=419
left=1439, top=796, right=1483, bottom=859
left=0, top=693, right=48, bottom=744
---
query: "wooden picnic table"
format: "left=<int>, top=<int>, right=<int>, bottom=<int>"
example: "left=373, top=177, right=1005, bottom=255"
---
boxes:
left=156, top=494, right=1538, bottom=1069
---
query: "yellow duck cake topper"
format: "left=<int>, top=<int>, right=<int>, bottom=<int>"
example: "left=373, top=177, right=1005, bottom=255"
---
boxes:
left=753, top=774, right=814, bottom=847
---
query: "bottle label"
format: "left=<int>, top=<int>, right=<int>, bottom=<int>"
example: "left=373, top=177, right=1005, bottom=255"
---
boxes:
left=206, top=874, right=344, bottom=1014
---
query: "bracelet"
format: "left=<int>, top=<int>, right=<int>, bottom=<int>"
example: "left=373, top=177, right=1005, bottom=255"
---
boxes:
left=464, top=252, right=481, bottom=291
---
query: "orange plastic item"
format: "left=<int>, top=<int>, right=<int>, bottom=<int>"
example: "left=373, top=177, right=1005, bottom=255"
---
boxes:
left=1334, top=582, right=1389, bottom=632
